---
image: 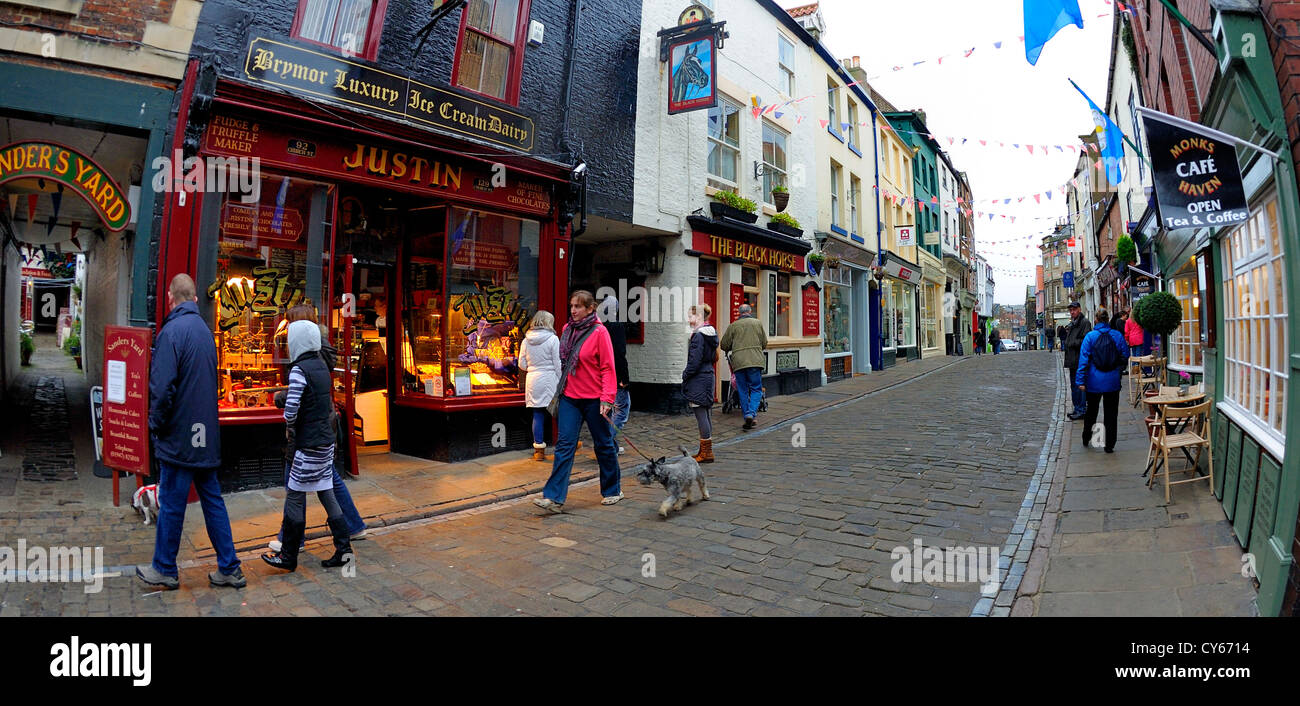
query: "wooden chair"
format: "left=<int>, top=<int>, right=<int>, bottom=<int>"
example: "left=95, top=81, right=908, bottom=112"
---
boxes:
left=1149, top=399, right=1213, bottom=503
left=1128, top=355, right=1152, bottom=405
left=1132, top=357, right=1165, bottom=407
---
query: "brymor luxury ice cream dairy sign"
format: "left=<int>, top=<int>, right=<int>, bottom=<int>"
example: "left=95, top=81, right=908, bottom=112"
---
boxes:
left=243, top=37, right=535, bottom=153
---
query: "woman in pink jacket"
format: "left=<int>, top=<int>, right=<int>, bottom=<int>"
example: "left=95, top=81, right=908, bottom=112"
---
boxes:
left=1124, top=309, right=1145, bottom=357
left=534, top=290, right=622, bottom=512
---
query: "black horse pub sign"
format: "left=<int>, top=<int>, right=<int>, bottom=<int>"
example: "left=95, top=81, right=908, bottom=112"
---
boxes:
left=659, top=4, right=727, bottom=115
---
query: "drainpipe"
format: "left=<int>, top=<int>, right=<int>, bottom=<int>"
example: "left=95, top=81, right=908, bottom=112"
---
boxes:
left=870, top=109, right=884, bottom=372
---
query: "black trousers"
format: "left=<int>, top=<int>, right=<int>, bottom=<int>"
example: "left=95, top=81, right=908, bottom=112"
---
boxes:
left=1082, top=390, right=1120, bottom=451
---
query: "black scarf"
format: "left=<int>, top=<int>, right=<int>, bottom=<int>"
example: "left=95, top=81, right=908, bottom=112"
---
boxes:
left=559, top=312, right=598, bottom=363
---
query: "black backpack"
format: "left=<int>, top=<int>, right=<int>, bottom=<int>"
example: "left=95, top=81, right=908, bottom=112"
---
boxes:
left=1090, top=330, right=1122, bottom=373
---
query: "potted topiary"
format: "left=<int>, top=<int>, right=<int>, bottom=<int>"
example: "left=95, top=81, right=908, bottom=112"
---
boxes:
left=1116, top=234, right=1138, bottom=265
left=20, top=331, right=35, bottom=366
left=766, top=211, right=803, bottom=238
left=710, top=190, right=759, bottom=223
left=1133, top=290, right=1181, bottom=354
left=771, top=184, right=790, bottom=212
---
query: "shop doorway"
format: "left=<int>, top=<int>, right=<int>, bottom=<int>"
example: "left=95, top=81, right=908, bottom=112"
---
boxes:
left=346, top=264, right=393, bottom=450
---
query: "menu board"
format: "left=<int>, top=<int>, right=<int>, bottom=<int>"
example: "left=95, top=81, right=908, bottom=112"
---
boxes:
left=101, top=326, right=152, bottom=476
left=802, top=284, right=820, bottom=337
left=730, top=283, right=745, bottom=323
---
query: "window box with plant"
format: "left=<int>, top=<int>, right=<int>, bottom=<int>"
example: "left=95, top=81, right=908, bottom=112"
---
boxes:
left=766, top=211, right=803, bottom=239
left=710, top=190, right=759, bottom=224
left=771, top=184, right=790, bottom=212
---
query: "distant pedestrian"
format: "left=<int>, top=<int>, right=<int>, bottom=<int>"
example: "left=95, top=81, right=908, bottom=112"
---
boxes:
left=1076, top=307, right=1129, bottom=453
left=1063, top=302, right=1092, bottom=420
left=683, top=304, right=719, bottom=463
left=267, top=303, right=367, bottom=556
left=720, top=303, right=767, bottom=430
left=1057, top=325, right=1067, bottom=352
left=1124, top=309, right=1146, bottom=358
left=1046, top=328, right=1055, bottom=351
left=263, top=319, right=354, bottom=572
left=600, top=295, right=632, bottom=453
left=974, top=328, right=984, bottom=355
left=519, top=310, right=562, bottom=462
left=137, top=274, right=244, bottom=590
left=533, top=290, right=622, bottom=513
left=990, top=328, right=1001, bottom=355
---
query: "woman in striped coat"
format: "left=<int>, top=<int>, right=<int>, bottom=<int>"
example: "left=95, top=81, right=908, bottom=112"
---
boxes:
left=262, top=320, right=353, bottom=572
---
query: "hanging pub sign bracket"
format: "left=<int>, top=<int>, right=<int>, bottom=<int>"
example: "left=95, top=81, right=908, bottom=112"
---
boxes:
left=659, top=4, right=727, bottom=115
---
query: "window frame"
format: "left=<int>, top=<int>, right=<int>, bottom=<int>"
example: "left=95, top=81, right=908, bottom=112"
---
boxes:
left=1167, top=263, right=1202, bottom=372
left=846, top=101, right=858, bottom=150
left=772, top=272, right=792, bottom=337
left=849, top=174, right=860, bottom=236
left=707, top=96, right=743, bottom=190
left=761, top=120, right=789, bottom=201
left=829, top=161, right=842, bottom=229
left=827, top=77, right=839, bottom=136
left=1220, top=191, right=1288, bottom=444
left=451, top=0, right=532, bottom=106
left=777, top=34, right=796, bottom=98
left=290, top=0, right=390, bottom=62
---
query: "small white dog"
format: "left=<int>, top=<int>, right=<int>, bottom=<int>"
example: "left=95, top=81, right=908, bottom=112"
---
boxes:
left=132, top=484, right=161, bottom=525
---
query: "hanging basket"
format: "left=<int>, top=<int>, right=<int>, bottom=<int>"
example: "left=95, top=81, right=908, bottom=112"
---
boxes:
left=772, top=190, right=790, bottom=212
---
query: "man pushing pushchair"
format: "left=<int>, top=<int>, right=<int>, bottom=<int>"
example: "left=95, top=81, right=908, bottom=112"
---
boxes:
left=719, top=304, right=767, bottom=430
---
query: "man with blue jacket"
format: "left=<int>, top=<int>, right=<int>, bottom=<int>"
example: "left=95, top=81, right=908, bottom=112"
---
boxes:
left=136, top=274, right=244, bottom=589
left=1075, top=307, right=1129, bottom=454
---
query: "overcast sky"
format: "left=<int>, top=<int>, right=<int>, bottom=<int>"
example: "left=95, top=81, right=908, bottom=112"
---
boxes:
left=777, top=0, right=1114, bottom=304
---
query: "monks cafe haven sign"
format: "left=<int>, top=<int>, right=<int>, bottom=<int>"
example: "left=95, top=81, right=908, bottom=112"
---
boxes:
left=1140, top=110, right=1248, bottom=231
left=0, top=141, right=131, bottom=231
left=244, top=37, right=535, bottom=153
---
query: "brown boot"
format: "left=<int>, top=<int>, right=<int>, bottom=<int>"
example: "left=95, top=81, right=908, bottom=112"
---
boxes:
left=693, top=438, right=714, bottom=464
left=532, top=444, right=547, bottom=462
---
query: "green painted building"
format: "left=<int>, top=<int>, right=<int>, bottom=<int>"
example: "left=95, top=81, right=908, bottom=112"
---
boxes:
left=883, top=111, right=943, bottom=260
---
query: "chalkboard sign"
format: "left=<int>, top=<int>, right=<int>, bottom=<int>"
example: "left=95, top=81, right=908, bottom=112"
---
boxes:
left=89, top=386, right=104, bottom=461
left=775, top=350, right=800, bottom=371
left=1233, top=437, right=1260, bottom=545
left=1221, top=425, right=1243, bottom=521
left=1250, top=452, right=1281, bottom=558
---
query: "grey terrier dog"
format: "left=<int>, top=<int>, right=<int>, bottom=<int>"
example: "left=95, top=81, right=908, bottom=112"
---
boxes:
left=636, top=446, right=710, bottom=518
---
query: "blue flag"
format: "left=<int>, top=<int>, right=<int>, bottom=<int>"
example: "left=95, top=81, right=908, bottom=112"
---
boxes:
left=1024, top=0, right=1084, bottom=65
left=1069, top=79, right=1125, bottom=185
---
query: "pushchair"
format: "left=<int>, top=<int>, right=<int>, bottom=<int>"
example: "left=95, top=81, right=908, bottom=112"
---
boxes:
left=721, top=372, right=768, bottom=414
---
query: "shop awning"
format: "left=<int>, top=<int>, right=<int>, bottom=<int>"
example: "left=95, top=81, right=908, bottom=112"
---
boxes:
left=818, top=234, right=876, bottom=268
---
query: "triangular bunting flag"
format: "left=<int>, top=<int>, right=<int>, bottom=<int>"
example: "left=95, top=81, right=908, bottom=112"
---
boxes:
left=752, top=106, right=762, bottom=119
left=819, top=119, right=830, bottom=129
left=1027, top=145, right=1034, bottom=154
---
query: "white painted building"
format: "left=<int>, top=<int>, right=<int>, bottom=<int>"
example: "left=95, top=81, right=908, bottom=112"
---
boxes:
left=572, top=0, right=827, bottom=411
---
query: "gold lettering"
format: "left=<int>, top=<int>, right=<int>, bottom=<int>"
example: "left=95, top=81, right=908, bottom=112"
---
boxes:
left=75, top=157, right=94, bottom=183
left=408, top=156, right=428, bottom=182
left=343, top=143, right=364, bottom=170
left=53, top=150, right=69, bottom=176
left=37, top=145, right=53, bottom=170
left=252, top=48, right=273, bottom=72
left=390, top=152, right=407, bottom=179
left=444, top=164, right=462, bottom=190
left=366, top=148, right=388, bottom=175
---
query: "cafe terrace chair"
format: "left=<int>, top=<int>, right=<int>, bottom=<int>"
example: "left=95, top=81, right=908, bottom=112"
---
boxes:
left=1149, top=399, right=1213, bottom=504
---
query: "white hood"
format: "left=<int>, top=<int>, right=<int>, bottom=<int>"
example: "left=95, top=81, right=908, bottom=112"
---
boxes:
left=288, top=319, right=322, bottom=362
left=525, top=328, right=556, bottom=344
left=694, top=324, right=717, bottom=337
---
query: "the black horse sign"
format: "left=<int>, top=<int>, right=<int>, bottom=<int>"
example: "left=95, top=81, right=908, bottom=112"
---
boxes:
left=668, top=36, right=716, bottom=114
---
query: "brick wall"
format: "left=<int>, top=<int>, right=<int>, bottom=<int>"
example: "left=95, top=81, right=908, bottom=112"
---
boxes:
left=1132, top=0, right=1215, bottom=120
left=1260, top=0, right=1300, bottom=618
left=0, top=0, right=174, bottom=40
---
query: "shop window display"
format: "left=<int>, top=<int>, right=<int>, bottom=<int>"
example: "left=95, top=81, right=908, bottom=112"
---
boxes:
left=824, top=267, right=851, bottom=355
left=207, top=175, right=330, bottom=410
left=445, top=208, right=540, bottom=396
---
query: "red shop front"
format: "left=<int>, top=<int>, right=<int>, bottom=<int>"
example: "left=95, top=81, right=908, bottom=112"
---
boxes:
left=156, top=81, right=573, bottom=488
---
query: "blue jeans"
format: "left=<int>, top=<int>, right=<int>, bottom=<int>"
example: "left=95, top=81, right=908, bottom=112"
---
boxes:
left=612, top=387, right=631, bottom=430
left=152, top=460, right=240, bottom=577
left=532, top=408, right=548, bottom=446
left=276, top=467, right=365, bottom=542
left=542, top=397, right=621, bottom=505
left=734, top=367, right=763, bottom=419
left=992, top=341, right=1000, bottom=354
left=1068, top=367, right=1087, bottom=416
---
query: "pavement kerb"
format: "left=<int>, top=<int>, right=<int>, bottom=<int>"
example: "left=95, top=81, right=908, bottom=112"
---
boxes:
left=198, top=355, right=972, bottom=561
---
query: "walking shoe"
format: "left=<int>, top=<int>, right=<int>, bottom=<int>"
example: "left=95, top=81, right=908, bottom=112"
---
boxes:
left=693, top=438, right=715, bottom=464
left=208, top=568, right=246, bottom=589
left=533, top=497, right=563, bottom=513
left=742, top=417, right=755, bottom=430
left=600, top=492, right=625, bottom=505
left=136, top=564, right=179, bottom=590
left=267, top=539, right=307, bottom=552
left=617, top=446, right=626, bottom=455
left=1104, top=448, right=1115, bottom=453
left=532, top=443, right=547, bottom=462
left=350, top=527, right=369, bottom=541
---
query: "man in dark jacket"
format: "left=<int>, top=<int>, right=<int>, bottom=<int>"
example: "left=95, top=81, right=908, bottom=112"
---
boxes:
left=1063, top=301, right=1092, bottom=420
left=137, top=274, right=244, bottom=590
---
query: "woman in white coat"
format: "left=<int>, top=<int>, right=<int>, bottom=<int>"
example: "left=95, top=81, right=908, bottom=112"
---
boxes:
left=519, top=310, right=562, bottom=461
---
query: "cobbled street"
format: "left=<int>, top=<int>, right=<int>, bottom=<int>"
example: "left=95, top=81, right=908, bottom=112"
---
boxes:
left=2, top=352, right=1059, bottom=617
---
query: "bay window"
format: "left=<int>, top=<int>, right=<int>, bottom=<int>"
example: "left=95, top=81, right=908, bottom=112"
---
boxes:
left=1221, top=194, right=1288, bottom=441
